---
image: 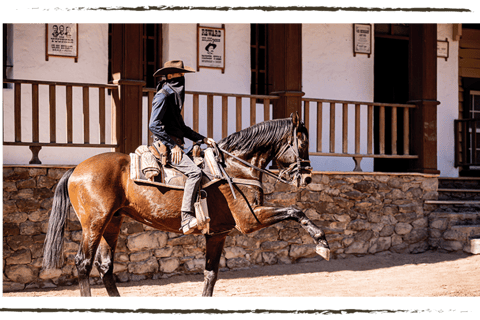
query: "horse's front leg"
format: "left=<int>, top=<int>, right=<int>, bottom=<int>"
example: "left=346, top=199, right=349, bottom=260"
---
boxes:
left=252, top=206, right=330, bottom=261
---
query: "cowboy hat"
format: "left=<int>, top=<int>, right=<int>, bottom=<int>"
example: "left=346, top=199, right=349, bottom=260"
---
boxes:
left=153, top=60, right=195, bottom=77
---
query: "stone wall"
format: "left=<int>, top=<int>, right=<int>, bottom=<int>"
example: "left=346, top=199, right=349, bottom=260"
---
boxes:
left=3, top=165, right=438, bottom=292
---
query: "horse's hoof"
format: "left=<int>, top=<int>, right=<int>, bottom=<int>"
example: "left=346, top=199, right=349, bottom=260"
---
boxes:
left=316, top=246, right=330, bottom=261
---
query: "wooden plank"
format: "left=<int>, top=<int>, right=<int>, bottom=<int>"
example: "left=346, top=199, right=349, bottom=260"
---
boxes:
left=264, top=99, right=270, bottom=122
left=303, top=101, right=310, bottom=131
left=459, top=48, right=480, bottom=59
left=367, top=105, right=373, bottom=154
left=14, top=83, right=21, bottom=142
left=460, top=67, right=480, bottom=78
left=460, top=58, right=480, bottom=69
left=342, top=103, right=348, bottom=154
left=236, top=97, right=242, bottom=132
left=193, top=94, right=199, bottom=133
left=329, top=102, right=335, bottom=153
left=148, top=90, right=154, bottom=146
left=83, top=86, right=89, bottom=144
left=250, top=97, right=256, bottom=126
left=207, top=94, right=213, bottom=138
left=110, top=88, right=122, bottom=148
left=403, top=108, right=410, bottom=155
left=316, top=102, right=322, bottom=152
left=460, top=39, right=480, bottom=50
left=49, top=84, right=56, bottom=143
left=222, top=96, right=228, bottom=138
left=66, top=86, right=73, bottom=144
left=379, top=105, right=385, bottom=154
left=391, top=106, right=397, bottom=155
left=461, top=29, right=480, bottom=41
left=99, top=87, right=106, bottom=144
left=32, top=84, right=39, bottom=143
left=355, top=104, right=360, bottom=154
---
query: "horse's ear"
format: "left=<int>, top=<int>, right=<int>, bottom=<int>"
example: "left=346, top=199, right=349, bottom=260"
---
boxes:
left=291, top=112, right=300, bottom=128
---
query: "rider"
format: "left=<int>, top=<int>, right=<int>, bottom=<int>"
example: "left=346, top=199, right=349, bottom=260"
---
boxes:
left=149, top=60, right=216, bottom=234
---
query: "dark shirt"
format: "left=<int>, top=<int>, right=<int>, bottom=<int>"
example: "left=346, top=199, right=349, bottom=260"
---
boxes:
left=149, top=82, right=205, bottom=149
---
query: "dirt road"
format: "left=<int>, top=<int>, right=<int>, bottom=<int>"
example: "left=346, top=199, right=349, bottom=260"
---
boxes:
left=4, top=251, right=480, bottom=298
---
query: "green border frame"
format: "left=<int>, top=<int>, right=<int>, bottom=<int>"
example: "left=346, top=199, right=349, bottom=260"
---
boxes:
left=0, top=0, right=480, bottom=319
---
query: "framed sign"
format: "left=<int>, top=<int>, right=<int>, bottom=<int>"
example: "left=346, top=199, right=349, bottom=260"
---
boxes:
left=197, top=24, right=225, bottom=73
left=353, top=24, right=372, bottom=58
left=46, top=23, right=78, bottom=62
left=437, top=38, right=449, bottom=61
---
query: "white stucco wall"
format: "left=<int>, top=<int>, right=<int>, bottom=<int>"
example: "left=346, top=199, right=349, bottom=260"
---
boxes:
left=302, top=24, right=375, bottom=172
left=3, top=23, right=110, bottom=165
left=437, top=24, right=460, bottom=177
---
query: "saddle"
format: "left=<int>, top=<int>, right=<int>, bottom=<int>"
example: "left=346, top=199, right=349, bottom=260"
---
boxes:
left=130, top=141, right=224, bottom=234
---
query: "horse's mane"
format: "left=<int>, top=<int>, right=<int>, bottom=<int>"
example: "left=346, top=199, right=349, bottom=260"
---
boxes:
left=218, top=118, right=293, bottom=156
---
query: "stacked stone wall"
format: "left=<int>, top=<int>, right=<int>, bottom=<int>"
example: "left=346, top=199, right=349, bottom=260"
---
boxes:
left=3, top=165, right=438, bottom=292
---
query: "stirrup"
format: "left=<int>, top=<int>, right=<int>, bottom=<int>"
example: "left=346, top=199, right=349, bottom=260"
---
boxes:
left=180, top=212, right=197, bottom=234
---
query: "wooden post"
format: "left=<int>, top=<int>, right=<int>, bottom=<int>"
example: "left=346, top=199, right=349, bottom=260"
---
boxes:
left=110, top=24, right=144, bottom=154
left=408, top=24, right=440, bottom=174
left=268, top=24, right=304, bottom=120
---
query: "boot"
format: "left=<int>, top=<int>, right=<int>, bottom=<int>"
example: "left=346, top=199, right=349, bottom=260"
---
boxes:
left=180, top=211, right=197, bottom=234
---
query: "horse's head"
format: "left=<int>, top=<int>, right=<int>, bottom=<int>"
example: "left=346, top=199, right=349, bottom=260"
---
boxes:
left=276, top=112, right=313, bottom=188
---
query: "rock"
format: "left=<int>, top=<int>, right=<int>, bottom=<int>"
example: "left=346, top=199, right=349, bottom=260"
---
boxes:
left=403, top=228, right=428, bottom=244
left=39, top=268, right=62, bottom=280
left=3, top=212, right=28, bottom=224
left=395, top=223, right=413, bottom=235
left=262, top=252, right=278, bottom=265
left=345, top=240, right=369, bottom=254
left=127, top=257, right=159, bottom=274
left=167, top=234, right=197, bottom=246
left=368, top=237, right=392, bottom=254
left=129, top=251, right=152, bottom=262
left=127, top=231, right=168, bottom=252
left=430, top=218, right=448, bottom=230
left=159, top=258, right=180, bottom=273
left=154, top=247, right=174, bottom=258
left=226, top=257, right=250, bottom=269
left=260, top=241, right=289, bottom=251
left=379, top=225, right=395, bottom=237
left=6, top=249, right=32, bottom=265
left=347, top=219, right=371, bottom=231
left=224, top=246, right=246, bottom=259
left=289, top=244, right=316, bottom=259
left=2, top=282, right=25, bottom=292
left=5, top=265, right=38, bottom=283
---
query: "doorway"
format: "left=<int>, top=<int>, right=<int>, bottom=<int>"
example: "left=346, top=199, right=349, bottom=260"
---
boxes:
left=373, top=25, right=410, bottom=172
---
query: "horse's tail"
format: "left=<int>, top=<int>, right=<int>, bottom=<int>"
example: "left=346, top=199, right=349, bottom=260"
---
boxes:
left=42, top=167, right=75, bottom=269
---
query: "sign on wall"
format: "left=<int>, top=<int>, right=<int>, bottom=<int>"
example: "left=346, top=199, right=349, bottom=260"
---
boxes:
left=353, top=24, right=372, bottom=58
left=46, top=23, right=78, bottom=62
left=197, top=24, right=225, bottom=73
left=437, top=38, right=449, bottom=61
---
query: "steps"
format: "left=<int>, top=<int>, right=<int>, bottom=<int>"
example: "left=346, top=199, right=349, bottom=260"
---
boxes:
left=426, top=177, right=480, bottom=254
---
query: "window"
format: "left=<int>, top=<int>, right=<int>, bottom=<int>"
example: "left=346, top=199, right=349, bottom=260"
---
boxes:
left=250, top=24, right=269, bottom=95
left=3, top=24, right=12, bottom=88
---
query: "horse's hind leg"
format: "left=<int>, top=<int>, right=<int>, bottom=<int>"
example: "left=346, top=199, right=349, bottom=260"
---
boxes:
left=74, top=211, right=117, bottom=297
left=202, top=233, right=228, bottom=297
left=94, top=213, right=123, bottom=297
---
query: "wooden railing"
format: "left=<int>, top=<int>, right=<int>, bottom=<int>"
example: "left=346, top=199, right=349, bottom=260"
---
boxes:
left=455, top=119, right=480, bottom=167
left=3, top=79, right=120, bottom=164
left=302, top=98, right=418, bottom=171
left=143, top=88, right=280, bottom=146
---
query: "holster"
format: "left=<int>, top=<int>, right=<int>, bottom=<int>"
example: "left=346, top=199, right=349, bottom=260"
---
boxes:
left=149, top=140, right=168, bottom=166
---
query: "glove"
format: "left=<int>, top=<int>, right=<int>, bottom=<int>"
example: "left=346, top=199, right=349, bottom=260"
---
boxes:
left=204, top=137, right=216, bottom=147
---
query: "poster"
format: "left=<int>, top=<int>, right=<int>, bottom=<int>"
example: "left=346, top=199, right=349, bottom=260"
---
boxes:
left=354, top=24, right=371, bottom=56
left=197, top=25, right=225, bottom=71
left=46, top=23, right=78, bottom=60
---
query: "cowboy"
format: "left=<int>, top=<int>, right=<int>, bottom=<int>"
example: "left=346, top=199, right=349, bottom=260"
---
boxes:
left=149, top=60, right=216, bottom=234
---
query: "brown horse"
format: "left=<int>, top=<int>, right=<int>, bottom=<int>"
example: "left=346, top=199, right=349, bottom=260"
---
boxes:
left=42, top=113, right=330, bottom=297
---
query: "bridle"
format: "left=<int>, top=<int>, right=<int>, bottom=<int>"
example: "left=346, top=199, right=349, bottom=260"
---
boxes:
left=275, top=125, right=312, bottom=187
left=215, top=123, right=312, bottom=188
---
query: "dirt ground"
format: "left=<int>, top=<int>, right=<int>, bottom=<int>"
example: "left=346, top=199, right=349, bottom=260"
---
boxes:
left=3, top=251, right=480, bottom=297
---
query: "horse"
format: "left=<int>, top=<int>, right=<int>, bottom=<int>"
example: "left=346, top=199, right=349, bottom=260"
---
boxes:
left=42, top=112, right=330, bottom=297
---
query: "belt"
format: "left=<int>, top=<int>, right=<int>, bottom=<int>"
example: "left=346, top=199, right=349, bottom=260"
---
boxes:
left=169, top=135, right=184, bottom=147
